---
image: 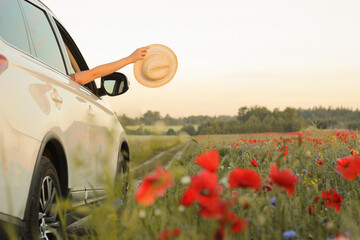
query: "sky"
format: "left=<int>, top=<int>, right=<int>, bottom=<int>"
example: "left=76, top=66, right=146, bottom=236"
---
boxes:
left=42, top=0, right=360, bottom=118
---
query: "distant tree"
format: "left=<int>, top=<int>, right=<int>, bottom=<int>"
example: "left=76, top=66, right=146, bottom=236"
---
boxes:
left=166, top=128, right=177, bottom=135
left=180, top=125, right=197, bottom=136
left=118, top=114, right=140, bottom=125
left=140, top=111, right=161, bottom=125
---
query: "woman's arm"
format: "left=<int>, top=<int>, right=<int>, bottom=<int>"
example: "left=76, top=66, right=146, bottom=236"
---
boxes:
left=70, top=46, right=149, bottom=85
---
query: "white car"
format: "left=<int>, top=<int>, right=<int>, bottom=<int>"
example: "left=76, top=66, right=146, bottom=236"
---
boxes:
left=0, top=0, right=130, bottom=239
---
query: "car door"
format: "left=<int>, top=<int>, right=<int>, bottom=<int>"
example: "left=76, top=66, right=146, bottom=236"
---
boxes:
left=51, top=16, right=120, bottom=201
left=87, top=94, right=122, bottom=197
left=20, top=0, right=92, bottom=206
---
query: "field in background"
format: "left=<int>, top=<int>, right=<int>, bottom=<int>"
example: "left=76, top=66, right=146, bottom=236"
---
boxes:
left=128, top=135, right=188, bottom=167
left=125, top=124, right=199, bottom=135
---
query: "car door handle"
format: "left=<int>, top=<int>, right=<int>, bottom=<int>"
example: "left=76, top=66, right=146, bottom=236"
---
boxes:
left=88, top=105, right=95, bottom=117
left=51, top=89, right=63, bottom=104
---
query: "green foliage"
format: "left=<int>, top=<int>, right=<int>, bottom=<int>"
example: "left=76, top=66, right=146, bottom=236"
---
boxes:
left=180, top=125, right=197, bottom=136
left=119, top=106, right=360, bottom=136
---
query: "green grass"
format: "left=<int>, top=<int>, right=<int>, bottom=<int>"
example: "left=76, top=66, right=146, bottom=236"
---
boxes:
left=128, top=135, right=187, bottom=167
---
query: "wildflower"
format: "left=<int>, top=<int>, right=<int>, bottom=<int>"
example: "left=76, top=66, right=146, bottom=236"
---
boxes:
left=180, top=176, right=191, bottom=185
left=351, top=149, right=358, bottom=156
left=154, top=209, right=162, bottom=216
left=269, top=165, right=298, bottom=196
left=228, top=168, right=262, bottom=190
left=139, top=209, right=146, bottom=218
left=239, top=197, right=250, bottom=209
left=180, top=170, right=218, bottom=206
left=316, top=158, right=324, bottom=166
left=306, top=151, right=311, bottom=158
left=283, top=230, right=296, bottom=239
left=178, top=205, right=185, bottom=212
left=317, top=189, right=343, bottom=213
left=270, top=197, right=276, bottom=206
left=262, top=178, right=273, bottom=192
left=113, top=199, right=123, bottom=206
left=195, top=149, right=219, bottom=172
left=336, top=155, right=360, bottom=180
left=250, top=160, right=258, bottom=167
left=135, top=166, right=173, bottom=206
left=279, top=146, right=289, bottom=156
left=157, top=228, right=181, bottom=240
left=335, top=233, right=350, bottom=240
left=180, top=170, right=225, bottom=219
left=308, top=205, right=315, bottom=214
left=231, top=217, right=248, bottom=233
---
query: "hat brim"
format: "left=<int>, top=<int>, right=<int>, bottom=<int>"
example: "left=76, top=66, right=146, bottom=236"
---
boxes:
left=133, top=44, right=178, bottom=88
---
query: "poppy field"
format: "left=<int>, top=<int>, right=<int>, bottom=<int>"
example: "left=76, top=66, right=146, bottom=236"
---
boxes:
left=69, top=131, right=360, bottom=239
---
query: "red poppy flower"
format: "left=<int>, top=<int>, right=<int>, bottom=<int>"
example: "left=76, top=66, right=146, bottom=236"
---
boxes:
left=319, top=189, right=343, bottom=213
left=250, top=160, right=258, bottom=167
left=195, top=149, right=219, bottom=172
left=279, top=146, right=289, bottom=156
left=268, top=165, right=298, bottom=196
left=135, top=166, right=173, bottom=206
left=231, top=218, right=249, bottom=234
left=157, top=228, right=181, bottom=240
left=336, top=155, right=360, bottom=180
left=228, top=168, right=261, bottom=190
left=335, top=233, right=350, bottom=239
left=308, top=204, right=315, bottom=214
left=198, top=195, right=226, bottom=219
left=221, top=211, right=248, bottom=234
left=180, top=170, right=219, bottom=209
left=316, top=158, right=323, bottom=166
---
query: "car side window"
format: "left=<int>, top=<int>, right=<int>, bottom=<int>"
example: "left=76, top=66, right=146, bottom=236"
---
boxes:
left=21, top=1, right=66, bottom=74
left=0, top=0, right=31, bottom=54
left=54, top=20, right=99, bottom=96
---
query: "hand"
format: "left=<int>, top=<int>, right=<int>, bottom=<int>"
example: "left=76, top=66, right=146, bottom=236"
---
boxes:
left=128, top=46, right=149, bottom=63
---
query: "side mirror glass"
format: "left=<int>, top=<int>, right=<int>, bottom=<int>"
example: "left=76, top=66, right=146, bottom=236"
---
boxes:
left=98, top=72, right=129, bottom=97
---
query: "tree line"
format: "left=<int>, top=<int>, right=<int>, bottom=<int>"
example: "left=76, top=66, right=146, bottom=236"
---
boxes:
left=118, top=106, right=360, bottom=135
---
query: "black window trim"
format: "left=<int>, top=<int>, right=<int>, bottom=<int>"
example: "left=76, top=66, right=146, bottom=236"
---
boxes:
left=54, top=19, right=100, bottom=97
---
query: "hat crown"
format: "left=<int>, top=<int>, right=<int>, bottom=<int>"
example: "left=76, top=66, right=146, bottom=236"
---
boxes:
left=133, top=44, right=177, bottom=88
left=142, top=54, right=170, bottom=81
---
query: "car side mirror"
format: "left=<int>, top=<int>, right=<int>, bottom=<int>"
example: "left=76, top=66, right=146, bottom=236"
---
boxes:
left=98, top=72, right=129, bottom=97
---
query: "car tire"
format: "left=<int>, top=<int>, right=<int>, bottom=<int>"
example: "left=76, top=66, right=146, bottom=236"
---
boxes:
left=114, top=150, right=129, bottom=204
left=24, top=156, right=63, bottom=240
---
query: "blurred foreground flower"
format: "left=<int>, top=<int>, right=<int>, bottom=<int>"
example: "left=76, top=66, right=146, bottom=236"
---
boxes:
left=157, top=228, right=181, bottom=240
left=283, top=230, right=296, bottom=239
left=269, top=165, right=298, bottom=196
left=135, top=166, right=173, bottom=206
left=228, top=168, right=261, bottom=190
left=195, top=149, right=219, bottom=172
left=336, top=155, right=360, bottom=180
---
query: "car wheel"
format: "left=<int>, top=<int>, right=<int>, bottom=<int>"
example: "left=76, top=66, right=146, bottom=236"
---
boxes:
left=114, top=150, right=129, bottom=204
left=24, top=156, right=63, bottom=240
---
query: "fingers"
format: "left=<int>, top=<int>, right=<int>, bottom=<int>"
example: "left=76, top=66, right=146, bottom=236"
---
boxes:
left=138, top=46, right=149, bottom=59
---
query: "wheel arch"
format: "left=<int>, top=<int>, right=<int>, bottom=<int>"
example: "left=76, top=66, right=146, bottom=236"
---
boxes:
left=120, top=140, right=130, bottom=163
left=24, top=131, right=68, bottom=221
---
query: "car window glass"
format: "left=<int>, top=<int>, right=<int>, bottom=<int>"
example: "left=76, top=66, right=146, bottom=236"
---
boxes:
left=21, top=1, right=66, bottom=74
left=0, top=0, right=31, bottom=54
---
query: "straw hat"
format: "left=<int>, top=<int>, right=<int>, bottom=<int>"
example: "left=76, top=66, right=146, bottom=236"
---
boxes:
left=133, top=44, right=177, bottom=88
